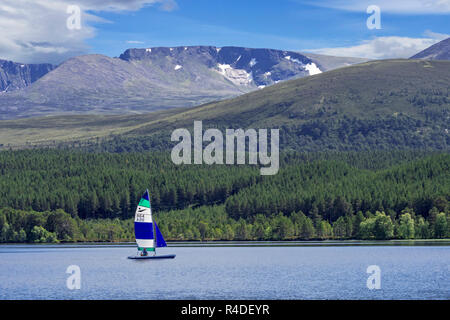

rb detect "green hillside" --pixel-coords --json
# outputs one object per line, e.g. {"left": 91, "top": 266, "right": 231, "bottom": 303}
{"left": 1, "top": 59, "right": 449, "bottom": 242}
{"left": 1, "top": 59, "right": 449, "bottom": 151}
{"left": 90, "top": 59, "right": 450, "bottom": 152}
{"left": 128, "top": 59, "right": 450, "bottom": 130}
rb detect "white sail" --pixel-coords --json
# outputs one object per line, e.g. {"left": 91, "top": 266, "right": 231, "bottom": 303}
{"left": 134, "top": 190, "right": 154, "bottom": 249}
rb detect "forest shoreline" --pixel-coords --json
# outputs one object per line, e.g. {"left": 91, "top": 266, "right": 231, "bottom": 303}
{"left": 2, "top": 239, "right": 449, "bottom": 246}
{"left": 1, "top": 151, "right": 448, "bottom": 244}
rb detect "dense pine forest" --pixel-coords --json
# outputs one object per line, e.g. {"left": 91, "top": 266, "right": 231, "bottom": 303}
{"left": 0, "top": 149, "right": 448, "bottom": 243}
{"left": 44, "top": 114, "right": 448, "bottom": 153}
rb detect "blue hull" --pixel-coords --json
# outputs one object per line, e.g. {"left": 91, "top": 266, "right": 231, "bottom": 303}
{"left": 128, "top": 254, "right": 176, "bottom": 260}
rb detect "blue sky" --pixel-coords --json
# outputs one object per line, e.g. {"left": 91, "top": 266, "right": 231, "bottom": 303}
{"left": 87, "top": 0, "right": 449, "bottom": 58}
{"left": 0, "top": 0, "right": 448, "bottom": 63}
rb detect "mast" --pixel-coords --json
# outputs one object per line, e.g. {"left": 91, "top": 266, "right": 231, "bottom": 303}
{"left": 153, "top": 223, "right": 157, "bottom": 254}
{"left": 151, "top": 189, "right": 156, "bottom": 255}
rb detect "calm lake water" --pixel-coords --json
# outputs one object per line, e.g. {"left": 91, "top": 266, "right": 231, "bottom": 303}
{"left": 0, "top": 242, "right": 449, "bottom": 300}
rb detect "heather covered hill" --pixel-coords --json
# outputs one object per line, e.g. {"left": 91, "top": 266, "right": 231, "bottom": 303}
{"left": 1, "top": 59, "right": 448, "bottom": 151}
{"left": 0, "top": 46, "right": 331, "bottom": 120}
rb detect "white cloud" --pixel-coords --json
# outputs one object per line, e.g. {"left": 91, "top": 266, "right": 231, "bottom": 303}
{"left": 308, "top": 0, "right": 450, "bottom": 14}
{"left": 308, "top": 33, "right": 449, "bottom": 59}
{"left": 126, "top": 40, "right": 145, "bottom": 44}
{"left": 66, "top": 0, "right": 177, "bottom": 12}
{"left": 423, "top": 30, "right": 450, "bottom": 40}
{"left": 0, "top": 0, "right": 176, "bottom": 64}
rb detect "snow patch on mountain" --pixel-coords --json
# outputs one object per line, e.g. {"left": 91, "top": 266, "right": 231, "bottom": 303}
{"left": 285, "top": 55, "right": 321, "bottom": 75}
{"left": 217, "top": 64, "right": 231, "bottom": 73}
{"left": 285, "top": 56, "right": 302, "bottom": 64}
{"left": 174, "top": 65, "right": 182, "bottom": 70}
{"left": 249, "top": 58, "right": 257, "bottom": 67}
{"left": 216, "top": 63, "right": 253, "bottom": 86}
{"left": 304, "top": 63, "right": 322, "bottom": 75}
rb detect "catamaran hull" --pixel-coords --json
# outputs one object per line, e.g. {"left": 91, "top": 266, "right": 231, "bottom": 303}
{"left": 128, "top": 254, "right": 176, "bottom": 260}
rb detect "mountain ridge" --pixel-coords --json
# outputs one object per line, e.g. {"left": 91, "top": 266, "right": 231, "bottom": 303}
{"left": 0, "top": 46, "right": 369, "bottom": 120}
{"left": 0, "top": 59, "right": 55, "bottom": 92}
{"left": 1, "top": 59, "right": 448, "bottom": 151}
{"left": 410, "top": 37, "right": 450, "bottom": 60}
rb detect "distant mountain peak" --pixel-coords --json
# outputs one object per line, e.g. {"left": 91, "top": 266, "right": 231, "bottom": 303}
{"left": 0, "top": 59, "right": 55, "bottom": 92}
{"left": 119, "top": 45, "right": 320, "bottom": 87}
{"left": 410, "top": 37, "right": 450, "bottom": 60}
{"left": 0, "top": 46, "right": 367, "bottom": 120}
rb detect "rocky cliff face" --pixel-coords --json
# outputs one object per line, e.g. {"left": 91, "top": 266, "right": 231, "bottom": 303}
{"left": 0, "top": 59, "right": 55, "bottom": 92}
{"left": 119, "top": 46, "right": 321, "bottom": 89}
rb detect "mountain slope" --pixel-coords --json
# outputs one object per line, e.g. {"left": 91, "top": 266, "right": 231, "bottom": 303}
{"left": 301, "top": 52, "right": 369, "bottom": 71}
{"left": 410, "top": 37, "right": 450, "bottom": 60}
{"left": 0, "top": 53, "right": 242, "bottom": 119}
{"left": 128, "top": 59, "right": 450, "bottom": 131}
{"left": 0, "top": 59, "right": 54, "bottom": 92}
{"left": 0, "top": 46, "right": 369, "bottom": 120}
{"left": 1, "top": 59, "right": 448, "bottom": 151}
{"left": 0, "top": 46, "right": 328, "bottom": 120}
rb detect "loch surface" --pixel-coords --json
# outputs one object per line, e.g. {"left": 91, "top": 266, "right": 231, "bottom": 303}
{"left": 0, "top": 243, "right": 449, "bottom": 299}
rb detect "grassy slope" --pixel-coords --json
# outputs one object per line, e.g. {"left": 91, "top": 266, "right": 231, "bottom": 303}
{"left": 0, "top": 109, "right": 179, "bottom": 147}
{"left": 1, "top": 59, "right": 449, "bottom": 148}
{"left": 300, "top": 52, "right": 369, "bottom": 71}
{"left": 0, "top": 53, "right": 245, "bottom": 120}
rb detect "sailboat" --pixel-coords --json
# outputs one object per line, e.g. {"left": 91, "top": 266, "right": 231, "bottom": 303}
{"left": 128, "top": 189, "right": 176, "bottom": 260}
